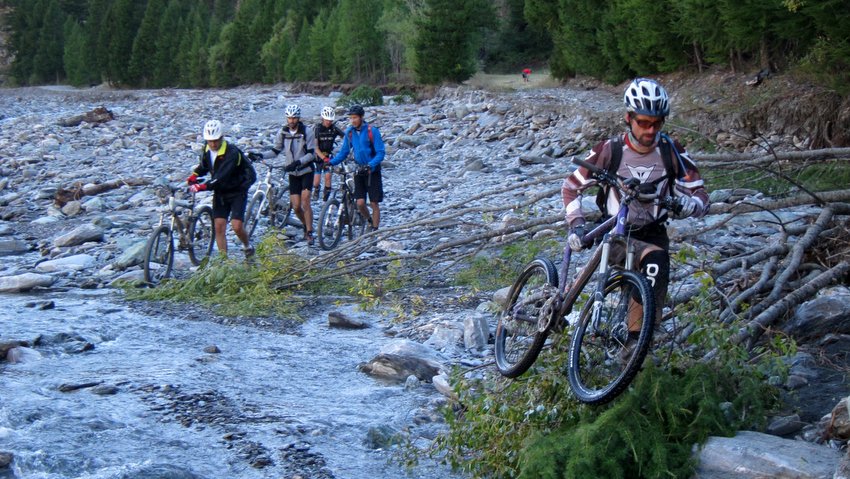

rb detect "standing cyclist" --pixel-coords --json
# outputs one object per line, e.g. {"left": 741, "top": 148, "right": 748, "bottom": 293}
{"left": 561, "top": 78, "right": 709, "bottom": 348}
{"left": 313, "top": 106, "right": 344, "bottom": 202}
{"left": 188, "top": 120, "right": 256, "bottom": 257}
{"left": 327, "top": 104, "right": 385, "bottom": 231}
{"left": 256, "top": 104, "right": 317, "bottom": 245}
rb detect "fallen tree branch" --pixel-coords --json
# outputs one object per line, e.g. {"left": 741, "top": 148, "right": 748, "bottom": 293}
{"left": 55, "top": 177, "right": 152, "bottom": 207}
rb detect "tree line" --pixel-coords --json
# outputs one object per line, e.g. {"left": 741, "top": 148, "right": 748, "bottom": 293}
{"left": 5, "top": 0, "right": 848, "bottom": 91}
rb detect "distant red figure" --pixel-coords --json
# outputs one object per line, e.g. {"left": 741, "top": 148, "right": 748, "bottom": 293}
{"left": 522, "top": 68, "right": 532, "bottom": 82}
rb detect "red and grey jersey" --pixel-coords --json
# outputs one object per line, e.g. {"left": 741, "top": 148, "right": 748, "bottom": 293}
{"left": 561, "top": 134, "right": 709, "bottom": 228}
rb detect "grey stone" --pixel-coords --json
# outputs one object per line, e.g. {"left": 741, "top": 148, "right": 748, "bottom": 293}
{"left": 0, "top": 273, "right": 54, "bottom": 293}
{"left": 0, "top": 239, "right": 29, "bottom": 255}
{"left": 36, "top": 254, "right": 96, "bottom": 273}
{"left": 53, "top": 224, "right": 104, "bottom": 247}
{"left": 693, "top": 430, "right": 841, "bottom": 479}
{"left": 328, "top": 311, "right": 370, "bottom": 329}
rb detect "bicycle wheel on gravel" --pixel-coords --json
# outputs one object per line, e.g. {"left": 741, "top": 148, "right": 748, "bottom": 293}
{"left": 567, "top": 269, "right": 655, "bottom": 405}
{"left": 270, "top": 189, "right": 293, "bottom": 229}
{"left": 495, "top": 258, "right": 559, "bottom": 378}
{"left": 188, "top": 205, "right": 214, "bottom": 265}
{"left": 317, "top": 199, "right": 343, "bottom": 250}
{"left": 143, "top": 226, "right": 174, "bottom": 285}
{"left": 244, "top": 192, "right": 265, "bottom": 239}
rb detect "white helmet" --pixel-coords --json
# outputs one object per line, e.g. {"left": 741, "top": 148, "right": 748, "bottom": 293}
{"left": 320, "top": 106, "right": 335, "bottom": 121}
{"left": 284, "top": 104, "right": 301, "bottom": 118}
{"left": 203, "top": 120, "right": 223, "bottom": 140}
{"left": 624, "top": 78, "right": 670, "bottom": 117}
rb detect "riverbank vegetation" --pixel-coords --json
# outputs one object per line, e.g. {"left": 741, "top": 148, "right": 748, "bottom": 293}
{"left": 5, "top": 0, "right": 848, "bottom": 93}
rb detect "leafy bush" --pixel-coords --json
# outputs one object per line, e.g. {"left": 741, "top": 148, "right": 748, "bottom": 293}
{"left": 337, "top": 85, "right": 384, "bottom": 108}
{"left": 126, "top": 234, "right": 305, "bottom": 317}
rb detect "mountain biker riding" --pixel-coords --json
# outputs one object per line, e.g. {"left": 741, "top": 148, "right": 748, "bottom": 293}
{"left": 255, "top": 104, "right": 318, "bottom": 245}
{"left": 313, "top": 106, "right": 345, "bottom": 202}
{"left": 327, "top": 104, "right": 386, "bottom": 231}
{"left": 188, "top": 120, "right": 256, "bottom": 257}
{"left": 561, "top": 78, "right": 709, "bottom": 345}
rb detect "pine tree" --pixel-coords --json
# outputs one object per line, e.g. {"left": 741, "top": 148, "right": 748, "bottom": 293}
{"left": 99, "top": 0, "right": 144, "bottom": 85}
{"left": 260, "top": 15, "right": 297, "bottom": 84}
{"left": 284, "top": 18, "right": 312, "bottom": 81}
{"left": 32, "top": 0, "right": 67, "bottom": 83}
{"left": 334, "top": 0, "right": 386, "bottom": 82}
{"left": 152, "top": 0, "right": 185, "bottom": 87}
{"left": 9, "top": 0, "right": 44, "bottom": 84}
{"left": 307, "top": 12, "right": 334, "bottom": 81}
{"left": 413, "top": 0, "right": 494, "bottom": 84}
{"left": 63, "top": 18, "right": 89, "bottom": 86}
{"left": 128, "top": 0, "right": 167, "bottom": 86}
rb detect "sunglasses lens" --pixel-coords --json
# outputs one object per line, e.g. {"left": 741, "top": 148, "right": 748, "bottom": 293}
{"left": 634, "top": 118, "right": 663, "bottom": 129}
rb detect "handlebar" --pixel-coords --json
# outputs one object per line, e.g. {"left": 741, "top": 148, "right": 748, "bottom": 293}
{"left": 571, "top": 156, "right": 681, "bottom": 214}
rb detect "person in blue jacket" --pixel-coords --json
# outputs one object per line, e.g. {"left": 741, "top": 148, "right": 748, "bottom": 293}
{"left": 327, "top": 104, "right": 386, "bottom": 230}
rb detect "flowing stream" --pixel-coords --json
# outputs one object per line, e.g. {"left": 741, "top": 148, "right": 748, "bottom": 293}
{"left": 1, "top": 285, "right": 460, "bottom": 479}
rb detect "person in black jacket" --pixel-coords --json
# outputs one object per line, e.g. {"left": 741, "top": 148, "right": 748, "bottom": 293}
{"left": 187, "top": 120, "right": 257, "bottom": 257}
{"left": 313, "top": 106, "right": 344, "bottom": 202}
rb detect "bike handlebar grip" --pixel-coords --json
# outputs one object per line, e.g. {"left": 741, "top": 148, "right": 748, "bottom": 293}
{"left": 572, "top": 157, "right": 602, "bottom": 174}
{"left": 174, "top": 199, "right": 192, "bottom": 209}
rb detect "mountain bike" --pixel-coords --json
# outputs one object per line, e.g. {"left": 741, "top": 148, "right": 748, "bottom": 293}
{"left": 243, "top": 157, "right": 293, "bottom": 240}
{"left": 143, "top": 185, "right": 214, "bottom": 285}
{"left": 495, "top": 157, "right": 679, "bottom": 405}
{"left": 316, "top": 161, "right": 368, "bottom": 250}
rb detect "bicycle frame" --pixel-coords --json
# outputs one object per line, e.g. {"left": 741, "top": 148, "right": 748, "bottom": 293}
{"left": 551, "top": 185, "right": 642, "bottom": 332}
{"left": 158, "top": 193, "right": 197, "bottom": 249}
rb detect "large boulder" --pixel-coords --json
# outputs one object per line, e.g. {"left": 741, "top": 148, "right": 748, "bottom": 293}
{"left": 0, "top": 273, "right": 54, "bottom": 293}
{"left": 693, "top": 430, "right": 841, "bottom": 479}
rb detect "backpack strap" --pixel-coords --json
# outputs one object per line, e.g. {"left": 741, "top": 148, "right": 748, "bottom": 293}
{"left": 348, "top": 125, "right": 376, "bottom": 159}
{"left": 607, "top": 137, "right": 623, "bottom": 177}
{"left": 658, "top": 135, "right": 679, "bottom": 198}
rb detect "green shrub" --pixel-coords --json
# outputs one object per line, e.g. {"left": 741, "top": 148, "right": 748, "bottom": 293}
{"left": 337, "top": 85, "right": 384, "bottom": 108}
{"left": 454, "top": 238, "right": 561, "bottom": 291}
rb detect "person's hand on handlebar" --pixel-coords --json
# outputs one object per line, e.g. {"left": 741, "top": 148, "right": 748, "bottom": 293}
{"left": 672, "top": 195, "right": 699, "bottom": 219}
{"left": 568, "top": 224, "right": 586, "bottom": 252}
{"left": 247, "top": 152, "right": 263, "bottom": 162}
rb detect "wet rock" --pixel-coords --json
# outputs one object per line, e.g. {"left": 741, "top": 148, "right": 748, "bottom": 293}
{"left": 364, "top": 424, "right": 402, "bottom": 449}
{"left": 0, "top": 451, "right": 12, "bottom": 470}
{"left": 91, "top": 384, "right": 120, "bottom": 395}
{"left": 58, "top": 381, "right": 102, "bottom": 392}
{"left": 694, "top": 430, "right": 841, "bottom": 479}
{"left": 327, "top": 311, "right": 369, "bottom": 329}
{"left": 358, "top": 353, "right": 442, "bottom": 383}
{"left": 0, "top": 340, "right": 29, "bottom": 361}
{"left": 203, "top": 345, "right": 221, "bottom": 354}
{"left": 432, "top": 373, "right": 457, "bottom": 400}
{"left": 24, "top": 300, "right": 54, "bottom": 310}
{"left": 0, "top": 272, "right": 54, "bottom": 293}
{"left": 112, "top": 240, "right": 147, "bottom": 269}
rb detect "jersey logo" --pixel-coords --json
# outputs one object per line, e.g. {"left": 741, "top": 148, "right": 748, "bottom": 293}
{"left": 626, "top": 165, "right": 656, "bottom": 183}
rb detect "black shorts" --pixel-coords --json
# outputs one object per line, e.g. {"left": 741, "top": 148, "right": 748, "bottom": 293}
{"left": 212, "top": 190, "right": 248, "bottom": 221}
{"left": 288, "top": 173, "right": 314, "bottom": 195}
{"left": 354, "top": 167, "right": 383, "bottom": 203}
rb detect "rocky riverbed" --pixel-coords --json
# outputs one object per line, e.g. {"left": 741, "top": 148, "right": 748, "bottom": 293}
{"left": 0, "top": 81, "right": 849, "bottom": 478}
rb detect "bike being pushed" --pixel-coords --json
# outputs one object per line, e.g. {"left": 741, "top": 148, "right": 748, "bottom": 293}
{"left": 143, "top": 181, "right": 215, "bottom": 285}
{"left": 495, "top": 157, "right": 682, "bottom": 405}
{"left": 243, "top": 154, "right": 295, "bottom": 241}
{"left": 316, "top": 160, "right": 370, "bottom": 250}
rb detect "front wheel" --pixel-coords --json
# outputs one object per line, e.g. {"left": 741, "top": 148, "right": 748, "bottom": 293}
{"left": 348, "top": 201, "right": 367, "bottom": 241}
{"left": 494, "top": 258, "right": 559, "bottom": 378}
{"left": 143, "top": 226, "right": 174, "bottom": 285}
{"left": 244, "top": 191, "right": 266, "bottom": 239}
{"left": 188, "top": 206, "right": 214, "bottom": 265}
{"left": 567, "top": 269, "right": 655, "bottom": 405}
{"left": 317, "top": 198, "right": 343, "bottom": 250}
{"left": 269, "top": 188, "right": 293, "bottom": 229}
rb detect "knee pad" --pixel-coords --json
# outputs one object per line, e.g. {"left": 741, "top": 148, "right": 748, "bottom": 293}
{"left": 639, "top": 250, "right": 669, "bottom": 292}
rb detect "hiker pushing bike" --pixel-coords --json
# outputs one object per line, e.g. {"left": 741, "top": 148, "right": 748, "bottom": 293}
{"left": 496, "top": 78, "right": 709, "bottom": 404}
{"left": 326, "top": 104, "right": 385, "bottom": 232}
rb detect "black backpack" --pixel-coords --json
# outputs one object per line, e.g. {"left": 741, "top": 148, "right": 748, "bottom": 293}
{"left": 239, "top": 148, "right": 257, "bottom": 187}
{"left": 595, "top": 135, "right": 678, "bottom": 216}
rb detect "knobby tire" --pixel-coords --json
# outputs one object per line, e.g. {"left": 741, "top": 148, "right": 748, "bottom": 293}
{"left": 188, "top": 206, "right": 214, "bottom": 265}
{"left": 495, "top": 258, "right": 559, "bottom": 378}
{"left": 567, "top": 269, "right": 655, "bottom": 405}
{"left": 244, "top": 192, "right": 266, "bottom": 239}
{"left": 317, "top": 198, "right": 343, "bottom": 250}
{"left": 143, "top": 226, "right": 174, "bottom": 285}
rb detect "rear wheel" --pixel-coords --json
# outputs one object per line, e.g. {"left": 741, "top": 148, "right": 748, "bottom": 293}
{"left": 317, "top": 198, "right": 343, "bottom": 250}
{"left": 143, "top": 226, "right": 174, "bottom": 285}
{"left": 188, "top": 206, "right": 214, "bottom": 265}
{"left": 494, "top": 258, "right": 559, "bottom": 378}
{"left": 244, "top": 191, "right": 266, "bottom": 239}
{"left": 567, "top": 269, "right": 655, "bottom": 405}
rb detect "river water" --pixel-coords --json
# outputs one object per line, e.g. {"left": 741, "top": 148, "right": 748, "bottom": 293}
{"left": 0, "top": 286, "right": 461, "bottom": 479}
